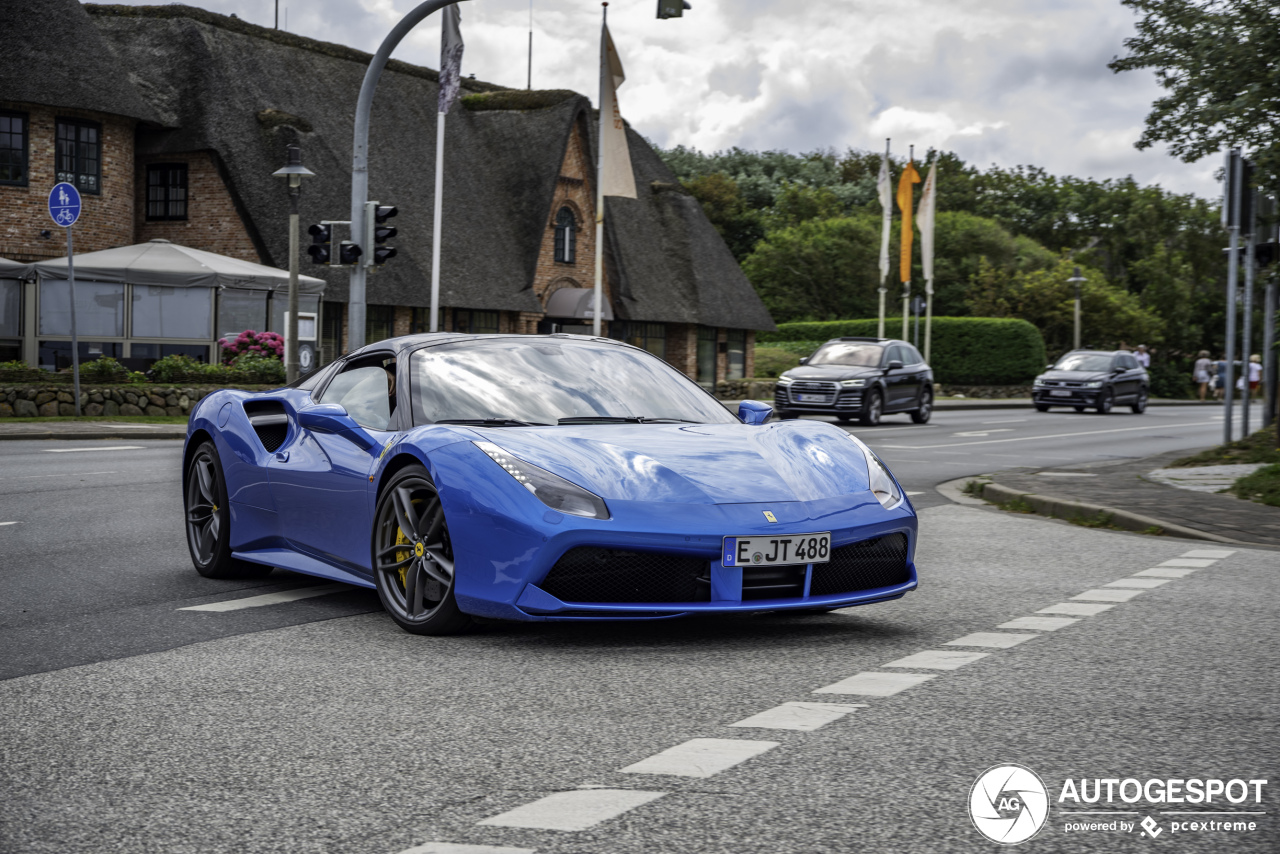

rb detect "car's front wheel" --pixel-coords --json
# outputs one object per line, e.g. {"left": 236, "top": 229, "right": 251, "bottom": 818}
{"left": 184, "top": 440, "right": 271, "bottom": 579}
{"left": 1095, "top": 388, "right": 1114, "bottom": 414}
{"left": 372, "top": 465, "right": 471, "bottom": 635}
{"left": 858, "top": 389, "right": 883, "bottom": 426}
{"left": 910, "top": 388, "right": 933, "bottom": 423}
{"left": 1035, "top": 403, "right": 1051, "bottom": 412}
{"left": 1131, "top": 387, "right": 1149, "bottom": 414}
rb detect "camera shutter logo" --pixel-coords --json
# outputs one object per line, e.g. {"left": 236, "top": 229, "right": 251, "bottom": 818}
{"left": 969, "top": 764, "right": 1050, "bottom": 845}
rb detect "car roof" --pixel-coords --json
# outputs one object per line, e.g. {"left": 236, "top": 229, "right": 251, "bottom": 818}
{"left": 346, "top": 331, "right": 639, "bottom": 359}
{"left": 824, "top": 337, "right": 898, "bottom": 344}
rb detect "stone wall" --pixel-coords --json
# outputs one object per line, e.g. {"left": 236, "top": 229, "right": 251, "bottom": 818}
{"left": 0, "top": 385, "right": 232, "bottom": 417}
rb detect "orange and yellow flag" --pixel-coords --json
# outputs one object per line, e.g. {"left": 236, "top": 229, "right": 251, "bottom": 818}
{"left": 897, "top": 160, "right": 921, "bottom": 282}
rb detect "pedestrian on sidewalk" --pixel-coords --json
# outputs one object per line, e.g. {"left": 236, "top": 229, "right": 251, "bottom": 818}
{"left": 1212, "top": 353, "right": 1228, "bottom": 401}
{"left": 1248, "top": 354, "right": 1262, "bottom": 397}
{"left": 1193, "top": 350, "right": 1212, "bottom": 401}
{"left": 1135, "top": 344, "right": 1151, "bottom": 368}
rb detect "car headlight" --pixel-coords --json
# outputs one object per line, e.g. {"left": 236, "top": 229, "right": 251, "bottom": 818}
{"left": 1033, "top": 377, "right": 1047, "bottom": 386}
{"left": 847, "top": 435, "right": 904, "bottom": 509}
{"left": 777, "top": 375, "right": 795, "bottom": 386}
{"left": 1084, "top": 381, "right": 1103, "bottom": 388}
{"left": 474, "top": 441, "right": 610, "bottom": 519}
{"left": 840, "top": 379, "right": 866, "bottom": 387}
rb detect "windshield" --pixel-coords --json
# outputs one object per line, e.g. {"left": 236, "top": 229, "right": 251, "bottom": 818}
{"left": 1054, "top": 353, "right": 1114, "bottom": 372}
{"left": 807, "top": 342, "right": 884, "bottom": 367}
{"left": 410, "top": 338, "right": 738, "bottom": 426}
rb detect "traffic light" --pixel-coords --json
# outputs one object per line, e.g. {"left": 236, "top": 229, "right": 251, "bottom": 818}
{"left": 339, "top": 241, "right": 363, "bottom": 266}
{"left": 657, "top": 1, "right": 690, "bottom": 18}
{"left": 366, "top": 202, "right": 399, "bottom": 266}
{"left": 306, "top": 223, "right": 331, "bottom": 265}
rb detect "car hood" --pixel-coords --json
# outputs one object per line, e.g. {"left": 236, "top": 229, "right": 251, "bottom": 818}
{"left": 782, "top": 365, "right": 881, "bottom": 382}
{"left": 456, "top": 421, "right": 874, "bottom": 505}
{"left": 1038, "top": 369, "right": 1110, "bottom": 382}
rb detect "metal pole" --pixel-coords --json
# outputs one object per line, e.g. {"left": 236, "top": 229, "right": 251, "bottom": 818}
{"left": 1242, "top": 209, "right": 1255, "bottom": 436}
{"left": 878, "top": 138, "right": 890, "bottom": 340}
{"left": 1223, "top": 150, "right": 1240, "bottom": 444}
{"left": 1074, "top": 292, "right": 1081, "bottom": 350}
{"left": 924, "top": 282, "right": 933, "bottom": 363}
{"left": 68, "top": 225, "right": 80, "bottom": 417}
{"left": 592, "top": 3, "right": 607, "bottom": 338}
{"left": 527, "top": 0, "right": 533, "bottom": 90}
{"left": 348, "top": 0, "right": 465, "bottom": 352}
{"left": 430, "top": 111, "right": 445, "bottom": 332}
{"left": 286, "top": 189, "right": 300, "bottom": 384}
{"left": 1263, "top": 264, "right": 1277, "bottom": 428}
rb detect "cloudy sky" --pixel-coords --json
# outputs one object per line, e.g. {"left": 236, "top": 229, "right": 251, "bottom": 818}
{"left": 108, "top": 0, "right": 1220, "bottom": 199}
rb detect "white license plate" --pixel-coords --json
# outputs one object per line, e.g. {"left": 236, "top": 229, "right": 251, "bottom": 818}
{"left": 1050, "top": 389, "right": 1071, "bottom": 396}
{"left": 722, "top": 533, "right": 831, "bottom": 566}
{"left": 796, "top": 393, "right": 826, "bottom": 402}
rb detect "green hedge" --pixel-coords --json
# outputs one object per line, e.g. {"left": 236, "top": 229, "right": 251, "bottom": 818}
{"left": 758, "top": 317, "right": 1047, "bottom": 385}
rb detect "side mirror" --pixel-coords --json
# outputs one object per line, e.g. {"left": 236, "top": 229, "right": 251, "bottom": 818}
{"left": 886, "top": 360, "right": 904, "bottom": 371}
{"left": 798, "top": 356, "right": 809, "bottom": 365}
{"left": 1112, "top": 366, "right": 1125, "bottom": 374}
{"left": 297, "top": 402, "right": 379, "bottom": 452}
{"left": 738, "top": 399, "right": 774, "bottom": 426}
{"left": 1046, "top": 364, "right": 1055, "bottom": 371}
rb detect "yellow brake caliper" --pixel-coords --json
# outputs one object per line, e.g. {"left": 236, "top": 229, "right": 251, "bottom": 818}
{"left": 395, "top": 526, "right": 412, "bottom": 589}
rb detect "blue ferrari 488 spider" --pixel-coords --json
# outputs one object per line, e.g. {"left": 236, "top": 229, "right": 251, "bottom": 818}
{"left": 183, "top": 333, "right": 918, "bottom": 634}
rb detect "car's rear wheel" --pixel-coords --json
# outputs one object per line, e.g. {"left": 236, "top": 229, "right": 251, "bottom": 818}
{"left": 372, "top": 465, "right": 471, "bottom": 635}
{"left": 1073, "top": 406, "right": 1087, "bottom": 413}
{"left": 1035, "top": 403, "right": 1051, "bottom": 412}
{"left": 184, "top": 440, "right": 271, "bottom": 579}
{"left": 858, "top": 389, "right": 883, "bottom": 426}
{"left": 1095, "top": 388, "right": 1114, "bottom": 414}
{"left": 910, "top": 388, "right": 933, "bottom": 423}
{"left": 1131, "top": 387, "right": 1149, "bottom": 414}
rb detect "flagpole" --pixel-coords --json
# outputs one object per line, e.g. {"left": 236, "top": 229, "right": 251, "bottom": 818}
{"left": 593, "top": 2, "right": 608, "bottom": 338}
{"left": 430, "top": 110, "right": 445, "bottom": 331}
{"left": 902, "top": 144, "right": 913, "bottom": 339}
{"left": 878, "top": 138, "right": 890, "bottom": 339}
{"left": 923, "top": 154, "right": 936, "bottom": 364}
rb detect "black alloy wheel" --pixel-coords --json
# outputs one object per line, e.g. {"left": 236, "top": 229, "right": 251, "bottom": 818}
{"left": 1131, "top": 387, "right": 1149, "bottom": 414}
{"left": 372, "top": 465, "right": 471, "bottom": 635}
{"left": 1095, "top": 388, "right": 1114, "bottom": 414}
{"left": 910, "top": 388, "right": 933, "bottom": 424}
{"left": 184, "top": 440, "right": 271, "bottom": 579}
{"left": 858, "top": 389, "right": 883, "bottom": 426}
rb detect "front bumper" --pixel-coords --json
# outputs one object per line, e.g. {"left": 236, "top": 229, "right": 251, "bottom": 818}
{"left": 774, "top": 386, "right": 865, "bottom": 414}
{"left": 1034, "top": 388, "right": 1100, "bottom": 406}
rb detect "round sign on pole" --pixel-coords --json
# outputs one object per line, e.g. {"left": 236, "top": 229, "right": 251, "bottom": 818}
{"left": 48, "top": 182, "right": 82, "bottom": 228}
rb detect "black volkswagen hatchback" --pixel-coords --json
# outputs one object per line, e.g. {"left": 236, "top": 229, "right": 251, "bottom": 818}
{"left": 774, "top": 337, "right": 933, "bottom": 425}
{"left": 1032, "top": 350, "right": 1149, "bottom": 414}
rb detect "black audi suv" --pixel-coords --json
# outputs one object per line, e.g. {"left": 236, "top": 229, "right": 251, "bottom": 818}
{"left": 774, "top": 337, "right": 933, "bottom": 425}
{"left": 1032, "top": 349, "right": 1149, "bottom": 414}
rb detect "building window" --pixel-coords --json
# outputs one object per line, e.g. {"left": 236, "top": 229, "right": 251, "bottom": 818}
{"left": 411, "top": 307, "right": 445, "bottom": 333}
{"left": 366, "top": 304, "right": 396, "bottom": 344}
{"left": 553, "top": 207, "right": 576, "bottom": 263}
{"left": 55, "top": 119, "right": 102, "bottom": 194}
{"left": 726, "top": 328, "right": 746, "bottom": 380}
{"left": 146, "top": 163, "right": 188, "bottom": 221}
{"left": 614, "top": 321, "right": 665, "bottom": 359}
{"left": 455, "top": 309, "right": 500, "bottom": 334}
{"left": 696, "top": 326, "right": 718, "bottom": 388}
{"left": 0, "top": 111, "right": 28, "bottom": 186}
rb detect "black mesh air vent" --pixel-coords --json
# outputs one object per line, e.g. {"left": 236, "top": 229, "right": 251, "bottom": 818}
{"left": 243, "top": 400, "right": 289, "bottom": 453}
{"left": 539, "top": 547, "right": 712, "bottom": 604}
{"left": 809, "top": 533, "right": 910, "bottom": 596}
{"left": 742, "top": 564, "right": 807, "bottom": 600}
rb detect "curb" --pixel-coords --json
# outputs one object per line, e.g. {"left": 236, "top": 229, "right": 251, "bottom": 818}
{"left": 0, "top": 430, "right": 187, "bottom": 441}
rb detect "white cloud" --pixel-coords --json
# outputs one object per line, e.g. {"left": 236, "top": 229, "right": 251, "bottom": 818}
{"left": 101, "top": 0, "right": 1220, "bottom": 198}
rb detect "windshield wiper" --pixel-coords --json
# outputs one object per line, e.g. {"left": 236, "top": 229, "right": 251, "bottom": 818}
{"left": 557, "top": 416, "right": 701, "bottom": 425}
{"left": 434, "top": 418, "right": 549, "bottom": 427}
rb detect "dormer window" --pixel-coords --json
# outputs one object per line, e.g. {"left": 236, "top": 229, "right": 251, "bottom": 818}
{"left": 553, "top": 206, "right": 576, "bottom": 263}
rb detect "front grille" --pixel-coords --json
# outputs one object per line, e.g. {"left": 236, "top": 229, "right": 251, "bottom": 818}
{"left": 539, "top": 547, "right": 711, "bottom": 603}
{"left": 742, "top": 564, "right": 806, "bottom": 600}
{"left": 786, "top": 380, "right": 838, "bottom": 406}
{"left": 809, "top": 533, "right": 910, "bottom": 596}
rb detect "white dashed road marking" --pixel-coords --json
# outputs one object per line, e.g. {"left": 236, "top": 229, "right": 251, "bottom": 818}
{"left": 998, "top": 616, "right": 1079, "bottom": 631}
{"left": 1136, "top": 567, "right": 1196, "bottom": 578}
{"left": 813, "top": 671, "right": 937, "bottom": 696}
{"left": 177, "top": 583, "right": 348, "bottom": 611}
{"left": 42, "top": 445, "right": 144, "bottom": 452}
{"left": 619, "top": 738, "right": 778, "bottom": 778}
{"left": 399, "top": 844, "right": 534, "bottom": 854}
{"left": 1038, "top": 602, "right": 1115, "bottom": 616}
{"left": 883, "top": 650, "right": 989, "bottom": 670}
{"left": 945, "top": 632, "right": 1039, "bottom": 649}
{"left": 1159, "top": 558, "right": 1217, "bottom": 568}
{"left": 729, "top": 702, "right": 866, "bottom": 731}
{"left": 478, "top": 789, "right": 665, "bottom": 832}
{"left": 1072, "top": 588, "right": 1144, "bottom": 603}
{"left": 1107, "top": 578, "right": 1170, "bottom": 589}
{"left": 1180, "top": 549, "right": 1235, "bottom": 558}
{"left": 0, "top": 521, "right": 19, "bottom": 527}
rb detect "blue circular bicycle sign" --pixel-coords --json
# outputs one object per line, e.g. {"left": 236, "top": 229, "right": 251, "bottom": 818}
{"left": 48, "top": 182, "right": 82, "bottom": 227}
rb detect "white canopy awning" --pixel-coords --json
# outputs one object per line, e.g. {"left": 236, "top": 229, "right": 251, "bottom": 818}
{"left": 33, "top": 239, "right": 326, "bottom": 293}
{"left": 0, "top": 256, "right": 35, "bottom": 280}
{"left": 543, "top": 286, "right": 614, "bottom": 321}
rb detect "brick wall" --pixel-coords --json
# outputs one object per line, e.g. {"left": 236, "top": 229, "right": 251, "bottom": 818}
{"left": 135, "top": 150, "right": 260, "bottom": 262}
{"left": 665, "top": 323, "right": 697, "bottom": 377}
{"left": 0, "top": 103, "right": 135, "bottom": 261}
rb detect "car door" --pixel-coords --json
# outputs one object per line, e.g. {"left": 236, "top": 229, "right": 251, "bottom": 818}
{"left": 268, "top": 352, "right": 399, "bottom": 575}
{"left": 882, "top": 344, "right": 912, "bottom": 409}
{"left": 902, "top": 343, "right": 926, "bottom": 406}
{"left": 1113, "top": 354, "right": 1139, "bottom": 401}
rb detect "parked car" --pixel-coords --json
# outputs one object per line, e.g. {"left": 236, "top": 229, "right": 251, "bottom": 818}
{"left": 1032, "top": 350, "right": 1149, "bottom": 414}
{"left": 182, "top": 333, "right": 918, "bottom": 635}
{"left": 774, "top": 337, "right": 933, "bottom": 425}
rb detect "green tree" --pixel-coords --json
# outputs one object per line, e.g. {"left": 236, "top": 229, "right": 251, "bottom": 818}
{"left": 1109, "top": 0, "right": 1280, "bottom": 182}
{"left": 682, "top": 172, "right": 765, "bottom": 263}
{"left": 741, "top": 216, "right": 882, "bottom": 323}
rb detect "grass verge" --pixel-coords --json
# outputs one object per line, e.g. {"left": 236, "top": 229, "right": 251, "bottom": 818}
{"left": 1229, "top": 463, "right": 1280, "bottom": 507}
{"left": 1172, "top": 426, "right": 1280, "bottom": 467}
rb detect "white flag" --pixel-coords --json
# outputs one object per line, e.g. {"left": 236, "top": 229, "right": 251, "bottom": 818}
{"left": 438, "top": 4, "right": 464, "bottom": 114}
{"left": 877, "top": 150, "right": 892, "bottom": 285}
{"left": 599, "top": 23, "right": 636, "bottom": 200}
{"left": 917, "top": 157, "right": 938, "bottom": 286}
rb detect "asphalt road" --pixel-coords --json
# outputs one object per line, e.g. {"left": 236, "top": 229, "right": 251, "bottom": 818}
{"left": 1, "top": 404, "right": 1273, "bottom": 853}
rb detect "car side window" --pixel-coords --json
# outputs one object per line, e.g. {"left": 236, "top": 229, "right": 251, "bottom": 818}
{"left": 886, "top": 344, "right": 906, "bottom": 366}
{"left": 904, "top": 344, "right": 924, "bottom": 365}
{"left": 318, "top": 362, "right": 393, "bottom": 430}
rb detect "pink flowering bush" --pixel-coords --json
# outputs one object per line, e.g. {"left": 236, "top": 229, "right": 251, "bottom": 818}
{"left": 217, "top": 329, "right": 284, "bottom": 364}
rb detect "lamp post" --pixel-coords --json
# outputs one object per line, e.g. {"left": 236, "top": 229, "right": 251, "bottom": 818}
{"left": 1067, "top": 266, "right": 1086, "bottom": 350}
{"left": 273, "top": 144, "right": 315, "bottom": 384}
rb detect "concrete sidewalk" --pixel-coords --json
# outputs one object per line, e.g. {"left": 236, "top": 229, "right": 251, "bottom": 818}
{"left": 0, "top": 421, "right": 188, "bottom": 441}
{"left": 964, "top": 450, "right": 1280, "bottom": 548}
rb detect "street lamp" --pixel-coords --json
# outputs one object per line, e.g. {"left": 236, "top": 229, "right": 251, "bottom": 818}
{"left": 1067, "top": 265, "right": 1086, "bottom": 350}
{"left": 273, "top": 144, "right": 315, "bottom": 383}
